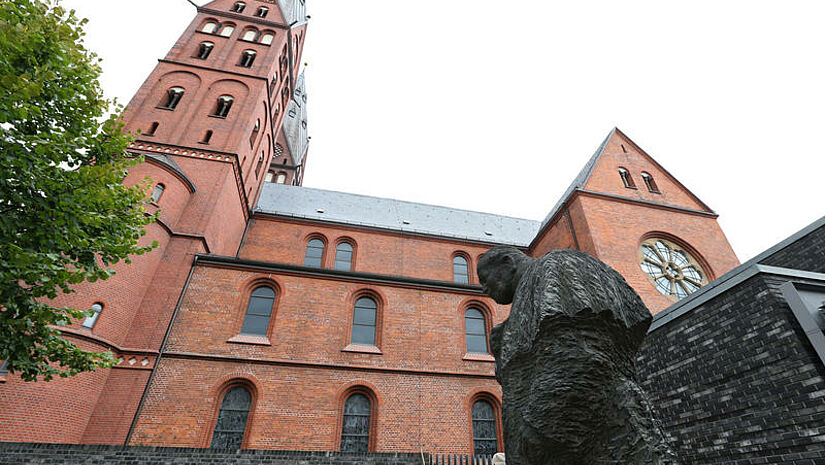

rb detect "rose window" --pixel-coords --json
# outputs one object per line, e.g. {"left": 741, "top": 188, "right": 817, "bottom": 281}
{"left": 639, "top": 238, "right": 706, "bottom": 300}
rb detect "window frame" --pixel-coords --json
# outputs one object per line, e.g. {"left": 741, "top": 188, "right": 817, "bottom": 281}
{"left": 464, "top": 307, "right": 490, "bottom": 355}
{"left": 336, "top": 385, "right": 379, "bottom": 453}
{"left": 641, "top": 171, "right": 660, "bottom": 193}
{"left": 229, "top": 278, "right": 281, "bottom": 344}
{"left": 344, "top": 290, "right": 384, "bottom": 352}
{"left": 333, "top": 239, "right": 356, "bottom": 272}
{"left": 151, "top": 183, "right": 165, "bottom": 203}
{"left": 452, "top": 253, "right": 471, "bottom": 284}
{"left": 618, "top": 166, "right": 637, "bottom": 189}
{"left": 303, "top": 235, "right": 327, "bottom": 268}
{"left": 467, "top": 392, "right": 503, "bottom": 456}
{"left": 238, "top": 285, "right": 277, "bottom": 337}
{"left": 206, "top": 380, "right": 257, "bottom": 449}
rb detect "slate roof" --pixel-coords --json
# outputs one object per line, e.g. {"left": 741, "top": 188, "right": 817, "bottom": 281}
{"left": 283, "top": 72, "right": 309, "bottom": 165}
{"left": 277, "top": 0, "right": 307, "bottom": 25}
{"left": 256, "top": 183, "right": 542, "bottom": 246}
{"left": 538, "top": 128, "right": 615, "bottom": 229}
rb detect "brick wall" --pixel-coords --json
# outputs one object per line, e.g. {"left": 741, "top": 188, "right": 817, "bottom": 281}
{"left": 760, "top": 223, "right": 825, "bottom": 273}
{"left": 638, "top": 273, "right": 825, "bottom": 464}
{"left": 0, "top": 443, "right": 424, "bottom": 465}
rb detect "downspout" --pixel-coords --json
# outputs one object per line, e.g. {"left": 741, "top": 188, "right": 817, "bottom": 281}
{"left": 125, "top": 255, "right": 200, "bottom": 445}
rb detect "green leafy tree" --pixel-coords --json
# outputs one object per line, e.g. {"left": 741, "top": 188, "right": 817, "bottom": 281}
{"left": 0, "top": 0, "right": 158, "bottom": 381}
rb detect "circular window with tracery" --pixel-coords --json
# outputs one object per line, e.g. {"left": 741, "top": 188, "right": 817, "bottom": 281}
{"left": 639, "top": 238, "right": 707, "bottom": 300}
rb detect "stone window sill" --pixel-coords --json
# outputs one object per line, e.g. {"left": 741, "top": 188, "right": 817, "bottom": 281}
{"left": 462, "top": 352, "right": 495, "bottom": 362}
{"left": 342, "top": 344, "right": 382, "bottom": 355}
{"left": 227, "top": 334, "right": 271, "bottom": 346}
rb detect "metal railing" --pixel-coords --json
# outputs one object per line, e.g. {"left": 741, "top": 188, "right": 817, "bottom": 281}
{"left": 429, "top": 454, "right": 494, "bottom": 465}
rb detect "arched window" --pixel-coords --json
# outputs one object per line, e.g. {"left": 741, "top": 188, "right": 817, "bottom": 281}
{"left": 161, "top": 87, "right": 184, "bottom": 110}
{"left": 231, "top": 2, "right": 246, "bottom": 13}
{"left": 334, "top": 242, "right": 354, "bottom": 271}
{"left": 618, "top": 167, "right": 636, "bottom": 189}
{"left": 453, "top": 255, "right": 469, "bottom": 284}
{"left": 472, "top": 400, "right": 498, "bottom": 456}
{"left": 276, "top": 173, "right": 287, "bottom": 184}
{"left": 201, "top": 22, "right": 218, "bottom": 33}
{"left": 256, "top": 6, "right": 269, "bottom": 18}
{"left": 239, "top": 50, "right": 257, "bottom": 68}
{"left": 214, "top": 95, "right": 234, "bottom": 118}
{"left": 261, "top": 33, "right": 274, "bottom": 45}
{"left": 304, "top": 238, "right": 324, "bottom": 267}
{"left": 197, "top": 41, "right": 215, "bottom": 59}
{"left": 641, "top": 171, "right": 660, "bottom": 193}
{"left": 242, "top": 29, "right": 258, "bottom": 42}
{"left": 264, "top": 171, "right": 275, "bottom": 183}
{"left": 340, "top": 393, "right": 372, "bottom": 452}
{"left": 351, "top": 297, "right": 377, "bottom": 346}
{"left": 219, "top": 24, "right": 235, "bottom": 37}
{"left": 151, "top": 183, "right": 165, "bottom": 203}
{"left": 210, "top": 386, "right": 251, "bottom": 449}
{"left": 146, "top": 121, "right": 159, "bottom": 136}
{"left": 240, "top": 286, "right": 275, "bottom": 336}
{"left": 82, "top": 303, "right": 104, "bottom": 329}
{"left": 465, "top": 308, "right": 488, "bottom": 354}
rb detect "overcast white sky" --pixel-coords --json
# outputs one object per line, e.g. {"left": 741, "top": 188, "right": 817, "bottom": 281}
{"left": 62, "top": 0, "right": 825, "bottom": 263}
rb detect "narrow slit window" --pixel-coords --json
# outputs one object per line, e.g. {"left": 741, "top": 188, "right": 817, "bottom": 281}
{"left": 641, "top": 172, "right": 660, "bottom": 193}
{"left": 453, "top": 256, "right": 469, "bottom": 284}
{"left": 214, "top": 95, "right": 234, "bottom": 118}
{"left": 340, "top": 393, "right": 371, "bottom": 452}
{"left": 146, "top": 122, "right": 159, "bottom": 136}
{"left": 255, "top": 151, "right": 265, "bottom": 177}
{"left": 210, "top": 386, "right": 251, "bottom": 449}
{"left": 472, "top": 400, "right": 498, "bottom": 456}
{"left": 231, "top": 2, "right": 246, "bottom": 13}
{"left": 201, "top": 130, "right": 213, "bottom": 144}
{"left": 151, "top": 183, "right": 165, "bottom": 203}
{"left": 239, "top": 50, "right": 257, "bottom": 68}
{"left": 618, "top": 167, "right": 636, "bottom": 189}
{"left": 197, "top": 41, "right": 215, "bottom": 59}
{"left": 249, "top": 119, "right": 260, "bottom": 149}
{"left": 334, "top": 242, "right": 354, "bottom": 271}
{"left": 304, "top": 238, "right": 324, "bottom": 267}
{"left": 162, "top": 87, "right": 184, "bottom": 110}
{"left": 82, "top": 303, "right": 104, "bottom": 329}
{"left": 256, "top": 7, "right": 269, "bottom": 18}
{"left": 240, "top": 286, "right": 275, "bottom": 336}
{"left": 465, "top": 308, "right": 488, "bottom": 354}
{"left": 351, "top": 297, "right": 377, "bottom": 346}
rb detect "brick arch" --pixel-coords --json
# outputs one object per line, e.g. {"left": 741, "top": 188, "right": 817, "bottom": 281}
{"left": 147, "top": 71, "right": 201, "bottom": 112}
{"left": 333, "top": 382, "right": 381, "bottom": 452}
{"left": 203, "top": 375, "right": 262, "bottom": 448}
{"left": 451, "top": 250, "right": 473, "bottom": 284}
{"left": 466, "top": 389, "right": 504, "bottom": 454}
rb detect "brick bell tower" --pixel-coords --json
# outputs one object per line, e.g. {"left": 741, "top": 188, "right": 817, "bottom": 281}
{"left": 0, "top": 0, "right": 308, "bottom": 446}
{"left": 529, "top": 128, "right": 741, "bottom": 313}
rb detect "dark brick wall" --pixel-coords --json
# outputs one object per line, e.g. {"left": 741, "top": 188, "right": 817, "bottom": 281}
{"left": 0, "top": 443, "right": 424, "bottom": 465}
{"left": 638, "top": 274, "right": 825, "bottom": 464}
{"left": 760, "top": 223, "right": 825, "bottom": 273}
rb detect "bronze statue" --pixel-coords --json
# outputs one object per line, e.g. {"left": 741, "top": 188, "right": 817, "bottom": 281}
{"left": 478, "top": 246, "right": 679, "bottom": 465}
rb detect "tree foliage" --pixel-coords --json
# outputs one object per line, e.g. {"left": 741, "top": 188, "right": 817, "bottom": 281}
{"left": 0, "top": 0, "right": 157, "bottom": 381}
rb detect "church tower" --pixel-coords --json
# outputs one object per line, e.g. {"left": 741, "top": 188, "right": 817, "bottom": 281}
{"left": 530, "top": 128, "right": 740, "bottom": 312}
{"left": 0, "top": 0, "right": 309, "bottom": 446}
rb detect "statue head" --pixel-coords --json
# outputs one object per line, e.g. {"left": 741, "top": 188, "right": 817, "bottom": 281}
{"left": 477, "top": 246, "right": 531, "bottom": 305}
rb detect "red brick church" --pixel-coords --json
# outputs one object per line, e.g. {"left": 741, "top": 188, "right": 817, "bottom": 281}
{"left": 0, "top": 0, "right": 740, "bottom": 455}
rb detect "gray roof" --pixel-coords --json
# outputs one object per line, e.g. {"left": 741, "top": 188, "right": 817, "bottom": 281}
{"left": 256, "top": 183, "right": 541, "bottom": 246}
{"left": 539, "top": 128, "right": 615, "bottom": 230}
{"left": 283, "top": 72, "right": 308, "bottom": 165}
{"left": 277, "top": 0, "right": 307, "bottom": 25}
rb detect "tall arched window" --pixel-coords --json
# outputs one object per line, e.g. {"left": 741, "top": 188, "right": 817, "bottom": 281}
{"left": 465, "top": 308, "right": 488, "bottom": 354}
{"left": 618, "top": 167, "right": 636, "bottom": 189}
{"left": 453, "top": 255, "right": 469, "bottom": 284}
{"left": 161, "top": 87, "right": 184, "bottom": 110}
{"left": 351, "top": 297, "right": 377, "bottom": 346}
{"left": 219, "top": 24, "right": 235, "bottom": 37}
{"left": 261, "top": 33, "right": 274, "bottom": 45}
{"left": 472, "top": 400, "right": 498, "bottom": 456}
{"left": 304, "top": 238, "right": 324, "bottom": 267}
{"left": 210, "top": 386, "right": 252, "bottom": 449}
{"left": 151, "top": 183, "right": 165, "bottom": 203}
{"left": 340, "top": 393, "right": 371, "bottom": 452}
{"left": 201, "top": 22, "right": 218, "bottom": 33}
{"left": 214, "top": 95, "right": 234, "bottom": 118}
{"left": 334, "top": 242, "right": 354, "bottom": 271}
{"left": 197, "top": 41, "right": 215, "bottom": 59}
{"left": 239, "top": 50, "right": 257, "bottom": 68}
{"left": 641, "top": 171, "right": 660, "bottom": 193}
{"left": 240, "top": 286, "right": 275, "bottom": 336}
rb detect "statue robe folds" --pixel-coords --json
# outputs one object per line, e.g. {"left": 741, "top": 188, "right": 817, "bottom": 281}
{"left": 490, "top": 250, "right": 679, "bottom": 465}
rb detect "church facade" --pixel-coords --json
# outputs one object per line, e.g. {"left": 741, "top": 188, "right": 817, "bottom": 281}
{"left": 0, "top": 0, "right": 741, "bottom": 455}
